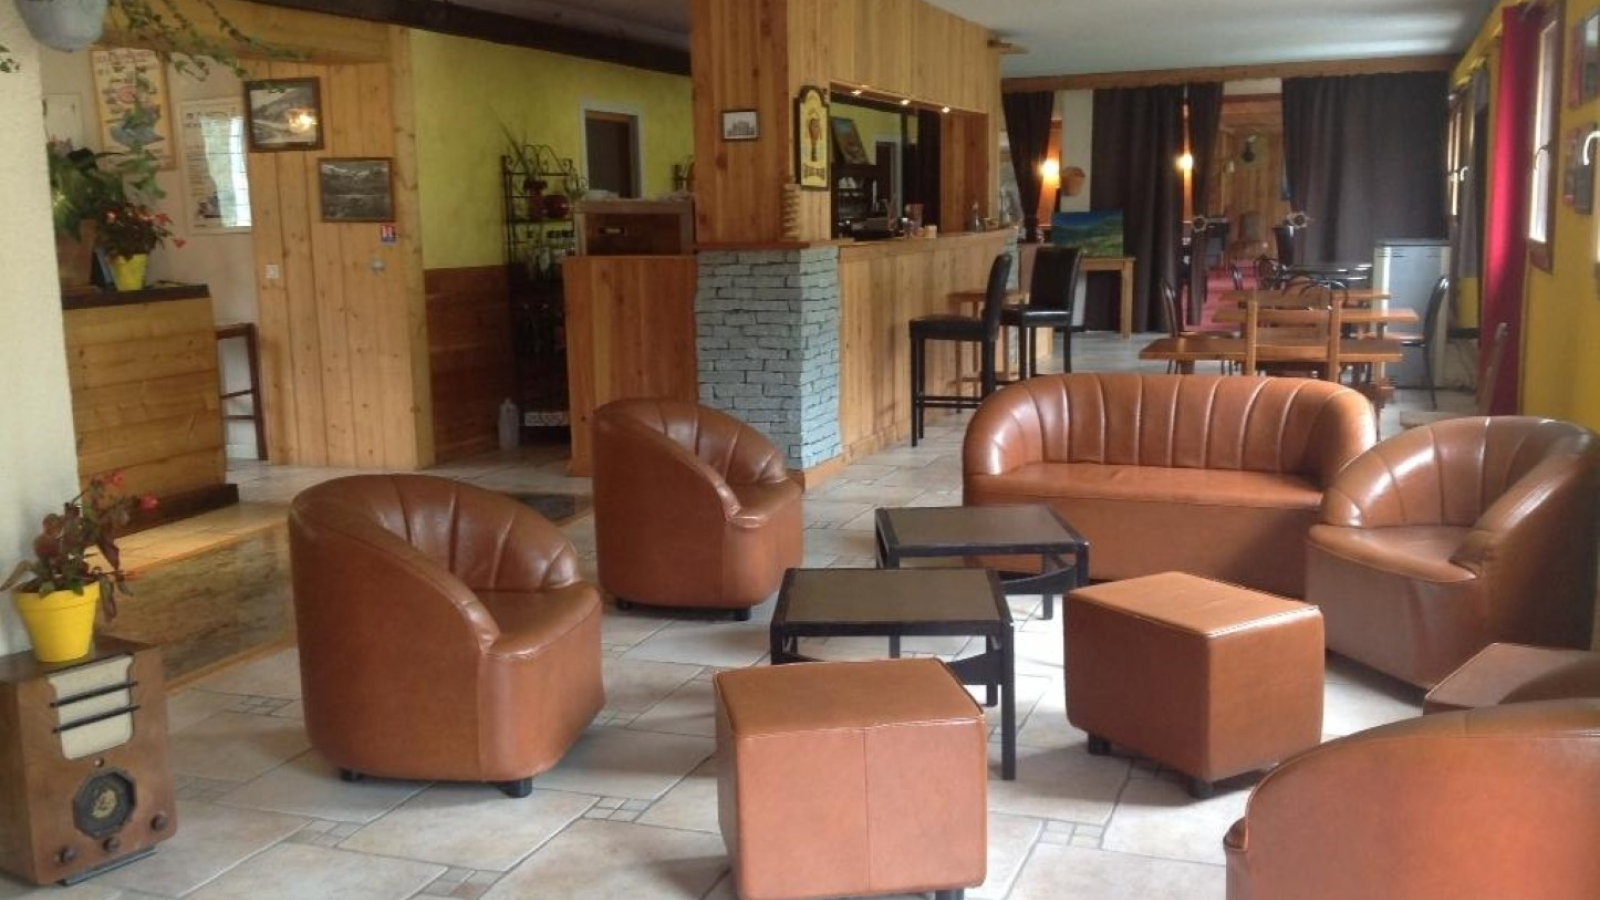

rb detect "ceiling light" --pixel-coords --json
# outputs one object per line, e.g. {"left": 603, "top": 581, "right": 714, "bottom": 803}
{"left": 1176, "top": 151, "right": 1194, "bottom": 172}
{"left": 941, "top": 106, "right": 951, "bottom": 114}
{"left": 1040, "top": 158, "right": 1060, "bottom": 185}
{"left": 900, "top": 98, "right": 911, "bottom": 106}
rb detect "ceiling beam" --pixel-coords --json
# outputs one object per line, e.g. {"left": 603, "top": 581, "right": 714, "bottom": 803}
{"left": 1003, "top": 54, "right": 1457, "bottom": 93}
{"left": 245, "top": 0, "right": 690, "bottom": 75}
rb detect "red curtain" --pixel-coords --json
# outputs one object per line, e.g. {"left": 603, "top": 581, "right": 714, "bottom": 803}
{"left": 1482, "top": 5, "right": 1539, "bottom": 414}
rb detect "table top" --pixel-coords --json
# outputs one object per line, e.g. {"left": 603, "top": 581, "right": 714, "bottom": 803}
{"left": 1081, "top": 256, "right": 1135, "bottom": 270}
{"left": 1139, "top": 335, "right": 1406, "bottom": 364}
{"left": 774, "top": 568, "right": 1009, "bottom": 630}
{"left": 877, "top": 505, "right": 1088, "bottom": 556}
{"left": 1217, "top": 288, "right": 1392, "bottom": 307}
{"left": 1285, "top": 261, "right": 1374, "bottom": 276}
{"left": 1212, "top": 306, "right": 1418, "bottom": 326}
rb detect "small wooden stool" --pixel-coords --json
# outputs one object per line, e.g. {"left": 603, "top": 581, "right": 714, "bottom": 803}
{"left": 1066, "top": 572, "right": 1325, "bottom": 798}
{"left": 1424, "top": 643, "right": 1600, "bottom": 713}
{"left": 715, "top": 659, "right": 987, "bottom": 900}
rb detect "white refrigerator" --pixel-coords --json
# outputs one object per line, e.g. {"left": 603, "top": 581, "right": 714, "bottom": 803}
{"left": 1373, "top": 239, "right": 1450, "bottom": 388}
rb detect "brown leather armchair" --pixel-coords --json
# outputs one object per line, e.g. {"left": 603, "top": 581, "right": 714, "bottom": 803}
{"left": 1307, "top": 417, "right": 1600, "bottom": 688}
{"left": 592, "top": 399, "right": 803, "bottom": 617}
{"left": 1224, "top": 699, "right": 1600, "bottom": 900}
{"left": 289, "top": 475, "right": 603, "bottom": 797}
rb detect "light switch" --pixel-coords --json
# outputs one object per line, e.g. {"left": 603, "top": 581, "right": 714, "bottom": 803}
{"left": 264, "top": 263, "right": 281, "bottom": 281}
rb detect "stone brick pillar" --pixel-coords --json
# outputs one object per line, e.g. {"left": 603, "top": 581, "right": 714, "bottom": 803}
{"left": 695, "top": 248, "right": 841, "bottom": 470}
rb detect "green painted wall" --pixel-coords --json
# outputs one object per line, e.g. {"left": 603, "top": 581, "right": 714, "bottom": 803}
{"left": 410, "top": 31, "right": 693, "bottom": 270}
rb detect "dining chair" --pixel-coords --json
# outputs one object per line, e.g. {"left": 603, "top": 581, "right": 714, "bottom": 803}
{"left": 909, "top": 253, "right": 1011, "bottom": 446}
{"left": 1001, "top": 245, "right": 1081, "bottom": 379}
{"left": 1255, "top": 256, "right": 1287, "bottom": 290}
{"left": 1388, "top": 276, "right": 1449, "bottom": 409}
{"left": 1161, "top": 279, "right": 1235, "bottom": 374}
{"left": 1243, "top": 291, "right": 1343, "bottom": 382}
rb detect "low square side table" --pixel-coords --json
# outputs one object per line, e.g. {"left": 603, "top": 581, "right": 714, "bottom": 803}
{"left": 770, "top": 567, "right": 1017, "bottom": 780}
{"left": 875, "top": 504, "right": 1089, "bottom": 619}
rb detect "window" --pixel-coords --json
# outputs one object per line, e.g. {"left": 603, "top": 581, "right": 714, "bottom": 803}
{"left": 1529, "top": 4, "right": 1562, "bottom": 270}
{"left": 584, "top": 111, "right": 639, "bottom": 199}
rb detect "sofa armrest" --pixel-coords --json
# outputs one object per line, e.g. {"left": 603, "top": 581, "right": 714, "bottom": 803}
{"left": 1450, "top": 453, "right": 1594, "bottom": 575}
{"left": 1301, "top": 388, "right": 1376, "bottom": 488}
{"left": 963, "top": 382, "right": 1050, "bottom": 477}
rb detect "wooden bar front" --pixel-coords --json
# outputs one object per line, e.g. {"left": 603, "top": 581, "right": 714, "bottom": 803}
{"left": 838, "top": 231, "right": 1013, "bottom": 461}
{"left": 563, "top": 256, "right": 700, "bottom": 476}
{"left": 62, "top": 287, "right": 231, "bottom": 517}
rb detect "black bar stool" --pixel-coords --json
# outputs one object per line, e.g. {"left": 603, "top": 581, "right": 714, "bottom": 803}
{"left": 1001, "top": 245, "right": 1081, "bottom": 379}
{"left": 216, "top": 322, "right": 267, "bottom": 460}
{"left": 909, "top": 254, "right": 1011, "bottom": 446}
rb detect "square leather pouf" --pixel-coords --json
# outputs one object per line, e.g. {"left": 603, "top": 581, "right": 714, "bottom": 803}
{"left": 1065, "top": 571, "right": 1325, "bottom": 798}
{"left": 714, "top": 658, "right": 987, "bottom": 900}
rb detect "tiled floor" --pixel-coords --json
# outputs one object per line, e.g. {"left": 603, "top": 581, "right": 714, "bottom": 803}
{"left": 0, "top": 334, "right": 1470, "bottom": 900}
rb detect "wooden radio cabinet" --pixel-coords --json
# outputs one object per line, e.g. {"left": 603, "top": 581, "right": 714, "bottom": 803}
{"left": 0, "top": 638, "right": 176, "bottom": 885}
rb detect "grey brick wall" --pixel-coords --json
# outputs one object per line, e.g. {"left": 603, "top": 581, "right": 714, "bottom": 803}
{"left": 696, "top": 248, "right": 841, "bottom": 469}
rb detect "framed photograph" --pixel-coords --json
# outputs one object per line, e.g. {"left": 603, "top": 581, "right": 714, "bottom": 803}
{"left": 795, "top": 85, "right": 830, "bottom": 190}
{"left": 830, "top": 116, "right": 870, "bottom": 165}
{"left": 721, "top": 109, "right": 759, "bottom": 141}
{"left": 179, "top": 98, "right": 252, "bottom": 233}
{"left": 244, "top": 78, "right": 324, "bottom": 152}
{"left": 91, "top": 48, "right": 175, "bottom": 168}
{"left": 1575, "top": 10, "right": 1600, "bottom": 106}
{"left": 318, "top": 157, "right": 395, "bottom": 222}
{"left": 1564, "top": 124, "right": 1595, "bottom": 213}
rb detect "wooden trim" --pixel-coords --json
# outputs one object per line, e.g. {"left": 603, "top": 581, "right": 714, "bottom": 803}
{"left": 248, "top": 0, "right": 690, "bottom": 75}
{"left": 61, "top": 284, "right": 211, "bottom": 311}
{"left": 1003, "top": 54, "right": 1458, "bottom": 93}
{"left": 790, "top": 456, "right": 847, "bottom": 490}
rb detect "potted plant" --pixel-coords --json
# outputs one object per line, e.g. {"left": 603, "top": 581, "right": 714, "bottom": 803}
{"left": 95, "top": 196, "right": 180, "bottom": 290}
{"left": 48, "top": 143, "right": 118, "bottom": 288}
{"left": 2, "top": 474, "right": 156, "bottom": 663}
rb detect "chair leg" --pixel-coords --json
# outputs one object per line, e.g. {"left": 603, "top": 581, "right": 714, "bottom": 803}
{"left": 1062, "top": 326, "right": 1073, "bottom": 373}
{"left": 1423, "top": 342, "right": 1437, "bottom": 410}
{"left": 910, "top": 334, "right": 923, "bottom": 446}
{"left": 980, "top": 338, "right": 996, "bottom": 397}
{"left": 496, "top": 778, "right": 533, "bottom": 799}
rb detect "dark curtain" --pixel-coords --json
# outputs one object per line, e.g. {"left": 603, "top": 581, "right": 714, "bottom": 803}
{"left": 906, "top": 109, "right": 943, "bottom": 227}
{"left": 1455, "top": 66, "right": 1490, "bottom": 280}
{"left": 1282, "top": 71, "right": 1450, "bottom": 262}
{"left": 1088, "top": 86, "right": 1185, "bottom": 333}
{"left": 1482, "top": 6, "right": 1540, "bottom": 414}
{"left": 1186, "top": 83, "right": 1224, "bottom": 318}
{"left": 1004, "top": 91, "right": 1056, "bottom": 243}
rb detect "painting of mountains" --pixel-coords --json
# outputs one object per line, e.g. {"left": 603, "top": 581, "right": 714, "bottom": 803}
{"left": 319, "top": 158, "right": 395, "bottom": 222}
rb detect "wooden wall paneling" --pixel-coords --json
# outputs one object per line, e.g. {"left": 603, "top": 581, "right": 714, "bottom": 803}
{"left": 856, "top": 0, "right": 912, "bottom": 97}
{"left": 940, "top": 112, "right": 990, "bottom": 228}
{"left": 562, "top": 256, "right": 700, "bottom": 476}
{"left": 912, "top": 5, "right": 954, "bottom": 107}
{"left": 246, "top": 106, "right": 294, "bottom": 463}
{"left": 333, "top": 62, "right": 386, "bottom": 468}
{"left": 308, "top": 63, "right": 358, "bottom": 467}
{"left": 426, "top": 267, "right": 511, "bottom": 461}
{"left": 389, "top": 26, "right": 434, "bottom": 468}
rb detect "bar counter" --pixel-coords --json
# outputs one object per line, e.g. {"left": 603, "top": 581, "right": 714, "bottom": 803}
{"left": 837, "top": 230, "right": 1014, "bottom": 460}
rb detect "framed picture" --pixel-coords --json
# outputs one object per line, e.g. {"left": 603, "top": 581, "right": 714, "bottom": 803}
{"left": 91, "top": 49, "right": 175, "bottom": 168}
{"left": 1575, "top": 10, "right": 1600, "bottom": 106}
{"left": 1564, "top": 124, "right": 1595, "bottom": 213}
{"left": 830, "top": 116, "right": 870, "bottom": 165}
{"left": 721, "top": 109, "right": 759, "bottom": 141}
{"left": 795, "top": 85, "right": 829, "bottom": 190}
{"left": 244, "top": 78, "right": 324, "bottom": 152}
{"left": 318, "top": 157, "right": 395, "bottom": 222}
{"left": 179, "top": 98, "right": 252, "bottom": 233}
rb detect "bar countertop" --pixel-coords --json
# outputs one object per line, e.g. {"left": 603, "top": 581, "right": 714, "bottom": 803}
{"left": 61, "top": 283, "right": 210, "bottom": 312}
{"left": 837, "top": 230, "right": 1012, "bottom": 260}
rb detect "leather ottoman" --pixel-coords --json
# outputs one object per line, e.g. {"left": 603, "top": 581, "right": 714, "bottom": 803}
{"left": 1424, "top": 642, "right": 1600, "bottom": 713}
{"left": 714, "top": 659, "right": 986, "bottom": 900}
{"left": 1065, "top": 572, "right": 1325, "bottom": 798}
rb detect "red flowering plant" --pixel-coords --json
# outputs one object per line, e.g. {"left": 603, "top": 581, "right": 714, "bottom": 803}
{"left": 2, "top": 474, "right": 159, "bottom": 620}
{"left": 96, "top": 199, "right": 184, "bottom": 258}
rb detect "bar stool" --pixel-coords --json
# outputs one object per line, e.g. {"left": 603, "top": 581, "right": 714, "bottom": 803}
{"left": 1001, "top": 245, "right": 1081, "bottom": 378}
{"left": 909, "top": 253, "right": 1010, "bottom": 446}
{"left": 215, "top": 323, "right": 267, "bottom": 460}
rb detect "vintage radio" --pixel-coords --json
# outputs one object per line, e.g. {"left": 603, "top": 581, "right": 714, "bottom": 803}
{"left": 0, "top": 637, "right": 176, "bottom": 885}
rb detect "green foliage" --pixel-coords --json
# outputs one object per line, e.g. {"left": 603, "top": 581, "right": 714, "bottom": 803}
{"left": 107, "top": 0, "right": 297, "bottom": 78}
{"left": 48, "top": 141, "right": 164, "bottom": 241}
{"left": 2, "top": 474, "right": 157, "bottom": 621}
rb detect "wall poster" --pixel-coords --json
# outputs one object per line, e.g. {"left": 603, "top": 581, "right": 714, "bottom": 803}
{"left": 91, "top": 48, "right": 174, "bottom": 168}
{"left": 179, "top": 98, "right": 252, "bottom": 233}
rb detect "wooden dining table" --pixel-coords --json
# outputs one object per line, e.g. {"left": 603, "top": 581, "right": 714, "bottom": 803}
{"left": 1216, "top": 288, "right": 1392, "bottom": 307}
{"left": 1139, "top": 335, "right": 1406, "bottom": 374}
{"left": 1212, "top": 306, "right": 1418, "bottom": 327}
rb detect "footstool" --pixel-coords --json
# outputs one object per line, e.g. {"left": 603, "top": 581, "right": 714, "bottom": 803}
{"left": 1065, "top": 572, "right": 1324, "bottom": 798}
{"left": 1424, "top": 643, "right": 1600, "bottom": 713}
{"left": 714, "top": 658, "right": 987, "bottom": 900}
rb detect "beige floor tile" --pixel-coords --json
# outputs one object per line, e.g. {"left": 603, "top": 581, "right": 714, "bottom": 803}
{"left": 629, "top": 677, "right": 717, "bottom": 737}
{"left": 97, "top": 800, "right": 307, "bottom": 897}
{"left": 1017, "top": 682, "right": 1091, "bottom": 749}
{"left": 600, "top": 609, "right": 675, "bottom": 647}
{"left": 970, "top": 812, "right": 1046, "bottom": 899}
{"left": 803, "top": 499, "right": 874, "bottom": 526}
{"left": 602, "top": 658, "right": 702, "bottom": 712}
{"left": 798, "top": 527, "right": 878, "bottom": 559}
{"left": 530, "top": 726, "right": 713, "bottom": 800}
{"left": 166, "top": 688, "right": 243, "bottom": 733}
{"left": 187, "top": 649, "right": 302, "bottom": 700}
{"left": 218, "top": 751, "right": 425, "bottom": 823}
{"left": 634, "top": 757, "right": 719, "bottom": 833}
{"left": 0, "top": 879, "right": 120, "bottom": 900}
{"left": 481, "top": 820, "right": 725, "bottom": 900}
{"left": 1008, "top": 844, "right": 1226, "bottom": 900}
{"left": 1323, "top": 677, "right": 1421, "bottom": 737}
{"left": 986, "top": 744, "right": 1130, "bottom": 825}
{"left": 340, "top": 784, "right": 595, "bottom": 871}
{"left": 183, "top": 842, "right": 442, "bottom": 900}
{"left": 1102, "top": 777, "right": 1250, "bottom": 866}
{"left": 621, "top": 622, "right": 771, "bottom": 669}
{"left": 169, "top": 712, "right": 311, "bottom": 782}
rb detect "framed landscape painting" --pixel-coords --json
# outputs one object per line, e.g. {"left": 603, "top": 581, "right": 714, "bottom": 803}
{"left": 319, "top": 158, "right": 395, "bottom": 222}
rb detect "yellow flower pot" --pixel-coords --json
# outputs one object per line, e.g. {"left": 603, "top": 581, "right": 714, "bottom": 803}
{"left": 108, "top": 253, "right": 149, "bottom": 292}
{"left": 14, "top": 583, "right": 100, "bottom": 663}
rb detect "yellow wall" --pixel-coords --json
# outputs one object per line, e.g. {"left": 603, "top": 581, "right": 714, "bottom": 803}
{"left": 409, "top": 31, "right": 693, "bottom": 270}
{"left": 1460, "top": 1, "right": 1600, "bottom": 431}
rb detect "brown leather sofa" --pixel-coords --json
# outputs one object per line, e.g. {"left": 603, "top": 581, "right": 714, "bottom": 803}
{"left": 1307, "top": 416, "right": 1600, "bottom": 688}
{"left": 963, "top": 373, "right": 1375, "bottom": 596}
{"left": 289, "top": 474, "right": 603, "bottom": 797}
{"left": 593, "top": 399, "right": 803, "bottom": 617}
{"left": 1224, "top": 699, "right": 1600, "bottom": 900}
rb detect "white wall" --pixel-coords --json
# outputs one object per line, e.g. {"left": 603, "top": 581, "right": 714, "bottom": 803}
{"left": 1058, "top": 89, "right": 1093, "bottom": 214}
{"left": 0, "top": 9, "right": 84, "bottom": 657}
{"left": 38, "top": 48, "right": 262, "bottom": 459}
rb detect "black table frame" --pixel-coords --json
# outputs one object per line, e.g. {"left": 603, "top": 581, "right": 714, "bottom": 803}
{"left": 874, "top": 505, "right": 1090, "bottom": 620}
{"left": 769, "top": 568, "right": 1018, "bottom": 780}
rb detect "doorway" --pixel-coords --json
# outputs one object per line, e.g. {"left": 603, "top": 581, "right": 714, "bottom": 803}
{"left": 584, "top": 110, "right": 639, "bottom": 198}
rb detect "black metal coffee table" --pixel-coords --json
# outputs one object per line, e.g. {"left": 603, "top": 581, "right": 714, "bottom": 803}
{"left": 875, "top": 504, "right": 1090, "bottom": 619}
{"left": 769, "top": 567, "right": 1017, "bottom": 780}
